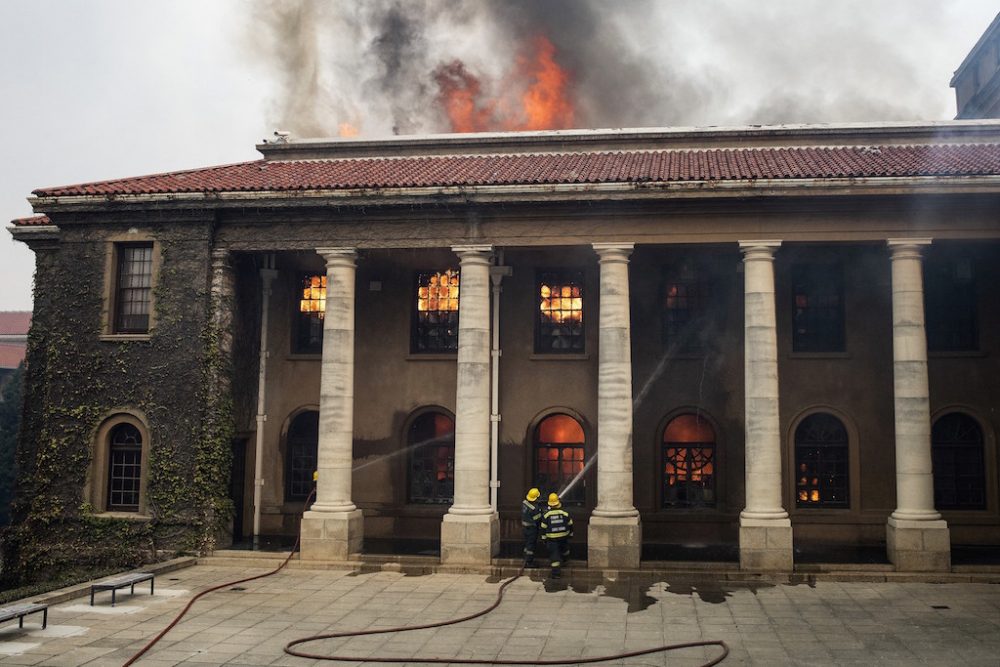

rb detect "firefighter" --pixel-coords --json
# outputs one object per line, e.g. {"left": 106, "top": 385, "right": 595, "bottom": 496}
{"left": 540, "top": 492, "right": 573, "bottom": 578}
{"left": 521, "top": 488, "right": 543, "bottom": 567}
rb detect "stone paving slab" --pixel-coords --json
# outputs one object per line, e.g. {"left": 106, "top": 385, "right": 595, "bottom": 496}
{"left": 0, "top": 564, "right": 998, "bottom": 665}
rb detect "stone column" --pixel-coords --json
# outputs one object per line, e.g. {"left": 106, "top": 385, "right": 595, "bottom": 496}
{"left": 300, "top": 247, "right": 364, "bottom": 560}
{"left": 589, "top": 243, "right": 641, "bottom": 568}
{"left": 738, "top": 241, "right": 793, "bottom": 571}
{"left": 886, "top": 239, "right": 950, "bottom": 571}
{"left": 441, "top": 245, "right": 499, "bottom": 564}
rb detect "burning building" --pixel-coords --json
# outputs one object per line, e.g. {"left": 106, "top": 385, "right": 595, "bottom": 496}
{"left": 7, "top": 120, "right": 1000, "bottom": 578}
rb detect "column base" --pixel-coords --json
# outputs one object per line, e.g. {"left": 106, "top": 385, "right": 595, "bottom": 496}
{"left": 440, "top": 512, "right": 499, "bottom": 565}
{"left": 587, "top": 515, "right": 641, "bottom": 569}
{"left": 739, "top": 517, "right": 793, "bottom": 571}
{"left": 886, "top": 516, "right": 951, "bottom": 572}
{"left": 299, "top": 509, "right": 364, "bottom": 561}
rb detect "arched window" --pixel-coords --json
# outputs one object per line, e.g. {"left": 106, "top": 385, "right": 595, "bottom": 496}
{"left": 932, "top": 412, "right": 986, "bottom": 510}
{"left": 795, "top": 413, "right": 849, "bottom": 508}
{"left": 107, "top": 423, "right": 143, "bottom": 511}
{"left": 662, "top": 414, "right": 716, "bottom": 508}
{"left": 408, "top": 412, "right": 455, "bottom": 504}
{"left": 533, "top": 414, "right": 586, "bottom": 505}
{"left": 285, "top": 411, "right": 319, "bottom": 501}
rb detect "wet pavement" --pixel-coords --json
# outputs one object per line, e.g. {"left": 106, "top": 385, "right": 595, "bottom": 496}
{"left": 0, "top": 562, "right": 998, "bottom": 666}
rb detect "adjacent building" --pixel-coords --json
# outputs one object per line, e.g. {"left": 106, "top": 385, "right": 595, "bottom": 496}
{"left": 7, "top": 121, "right": 1000, "bottom": 576}
{"left": 0, "top": 311, "right": 29, "bottom": 396}
{"left": 952, "top": 12, "right": 1000, "bottom": 119}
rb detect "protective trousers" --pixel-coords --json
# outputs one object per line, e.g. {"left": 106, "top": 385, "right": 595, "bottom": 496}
{"left": 522, "top": 524, "right": 539, "bottom": 565}
{"left": 546, "top": 537, "right": 569, "bottom": 578}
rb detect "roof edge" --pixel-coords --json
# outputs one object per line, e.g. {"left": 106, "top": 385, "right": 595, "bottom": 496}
{"left": 256, "top": 120, "right": 1000, "bottom": 160}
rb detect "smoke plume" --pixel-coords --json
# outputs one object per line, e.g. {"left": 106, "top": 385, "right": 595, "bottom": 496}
{"left": 247, "top": 0, "right": 959, "bottom": 138}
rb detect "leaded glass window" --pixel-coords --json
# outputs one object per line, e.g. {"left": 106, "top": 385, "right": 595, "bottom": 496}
{"left": 662, "top": 414, "right": 716, "bottom": 508}
{"left": 115, "top": 244, "right": 153, "bottom": 333}
{"left": 294, "top": 274, "right": 325, "bottom": 354}
{"left": 932, "top": 413, "right": 986, "bottom": 510}
{"left": 533, "top": 414, "right": 586, "bottom": 505}
{"left": 536, "top": 271, "right": 584, "bottom": 353}
{"left": 663, "top": 264, "right": 709, "bottom": 352}
{"left": 412, "top": 270, "right": 460, "bottom": 353}
{"left": 925, "top": 257, "right": 977, "bottom": 351}
{"left": 408, "top": 412, "right": 455, "bottom": 504}
{"left": 107, "top": 423, "right": 142, "bottom": 511}
{"left": 795, "top": 413, "right": 849, "bottom": 508}
{"left": 792, "top": 264, "right": 845, "bottom": 352}
{"left": 285, "top": 411, "right": 319, "bottom": 501}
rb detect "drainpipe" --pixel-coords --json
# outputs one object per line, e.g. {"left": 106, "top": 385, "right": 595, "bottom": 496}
{"left": 253, "top": 254, "right": 278, "bottom": 549}
{"left": 489, "top": 253, "right": 512, "bottom": 511}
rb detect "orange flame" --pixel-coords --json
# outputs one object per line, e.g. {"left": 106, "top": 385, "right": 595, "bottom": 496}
{"left": 434, "top": 34, "right": 575, "bottom": 133}
{"left": 338, "top": 122, "right": 360, "bottom": 137}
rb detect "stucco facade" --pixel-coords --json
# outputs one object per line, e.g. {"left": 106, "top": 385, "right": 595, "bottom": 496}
{"left": 9, "top": 122, "right": 1000, "bottom": 575}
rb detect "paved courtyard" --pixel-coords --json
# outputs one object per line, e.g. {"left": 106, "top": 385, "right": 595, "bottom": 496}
{"left": 0, "top": 562, "right": 998, "bottom": 666}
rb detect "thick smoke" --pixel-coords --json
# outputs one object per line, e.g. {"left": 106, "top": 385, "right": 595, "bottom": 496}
{"left": 248, "top": 0, "right": 960, "bottom": 138}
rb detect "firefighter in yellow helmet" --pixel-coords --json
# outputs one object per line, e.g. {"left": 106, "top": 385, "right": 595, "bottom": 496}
{"left": 521, "top": 488, "right": 543, "bottom": 568}
{"left": 540, "top": 492, "right": 573, "bottom": 578}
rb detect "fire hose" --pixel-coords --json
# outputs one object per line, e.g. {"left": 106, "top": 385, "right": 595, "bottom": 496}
{"left": 123, "top": 488, "right": 729, "bottom": 666}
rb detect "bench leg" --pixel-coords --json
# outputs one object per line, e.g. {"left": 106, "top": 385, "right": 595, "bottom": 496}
{"left": 90, "top": 589, "right": 95, "bottom": 606}
{"left": 111, "top": 589, "right": 116, "bottom": 608}
{"left": 42, "top": 608, "right": 47, "bottom": 629}
{"left": 19, "top": 616, "right": 23, "bottom": 629}
{"left": 150, "top": 578, "right": 154, "bottom": 596}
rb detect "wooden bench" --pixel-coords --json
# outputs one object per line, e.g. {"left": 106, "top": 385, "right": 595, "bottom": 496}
{"left": 90, "top": 572, "right": 154, "bottom": 607}
{"left": 0, "top": 603, "right": 48, "bottom": 629}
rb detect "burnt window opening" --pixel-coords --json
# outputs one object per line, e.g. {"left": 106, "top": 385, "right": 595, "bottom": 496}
{"left": 536, "top": 271, "right": 584, "bottom": 353}
{"left": 412, "top": 270, "right": 459, "bottom": 353}
{"left": 408, "top": 412, "right": 455, "bottom": 504}
{"left": 791, "top": 264, "right": 845, "bottom": 353}
{"left": 533, "top": 414, "right": 586, "bottom": 506}
{"left": 662, "top": 414, "right": 716, "bottom": 509}
{"left": 795, "top": 413, "right": 849, "bottom": 508}
{"left": 285, "top": 411, "right": 319, "bottom": 501}
{"left": 107, "top": 423, "right": 142, "bottom": 511}
{"left": 663, "top": 264, "right": 710, "bottom": 353}
{"left": 925, "top": 257, "right": 977, "bottom": 352}
{"left": 294, "top": 274, "right": 325, "bottom": 354}
{"left": 114, "top": 244, "right": 153, "bottom": 334}
{"left": 932, "top": 412, "right": 986, "bottom": 510}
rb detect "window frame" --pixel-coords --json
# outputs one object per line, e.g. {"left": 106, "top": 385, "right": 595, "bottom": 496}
{"left": 410, "top": 269, "right": 460, "bottom": 354}
{"left": 531, "top": 412, "right": 588, "bottom": 507}
{"left": 284, "top": 409, "right": 319, "bottom": 502}
{"left": 793, "top": 412, "right": 851, "bottom": 509}
{"left": 292, "top": 273, "right": 326, "bottom": 355}
{"left": 924, "top": 255, "right": 978, "bottom": 353}
{"left": 107, "top": 423, "right": 143, "bottom": 512}
{"left": 790, "top": 262, "right": 846, "bottom": 353}
{"left": 931, "top": 412, "right": 987, "bottom": 511}
{"left": 88, "top": 412, "right": 151, "bottom": 516}
{"left": 661, "top": 413, "right": 718, "bottom": 510}
{"left": 406, "top": 409, "right": 456, "bottom": 505}
{"left": 534, "top": 269, "right": 586, "bottom": 355}
{"left": 102, "top": 238, "right": 159, "bottom": 339}
{"left": 661, "top": 263, "right": 712, "bottom": 354}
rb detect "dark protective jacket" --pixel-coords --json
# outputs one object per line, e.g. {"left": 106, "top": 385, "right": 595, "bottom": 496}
{"left": 540, "top": 507, "right": 573, "bottom": 540}
{"left": 521, "top": 499, "right": 543, "bottom": 527}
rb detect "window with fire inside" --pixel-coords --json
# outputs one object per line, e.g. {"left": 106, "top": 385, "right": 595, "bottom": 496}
{"left": 536, "top": 270, "right": 584, "bottom": 353}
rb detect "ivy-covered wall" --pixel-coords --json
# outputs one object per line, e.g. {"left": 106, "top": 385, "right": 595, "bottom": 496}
{"left": 2, "top": 215, "right": 237, "bottom": 586}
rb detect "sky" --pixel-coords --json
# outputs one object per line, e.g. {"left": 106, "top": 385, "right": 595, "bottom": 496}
{"left": 1, "top": 0, "right": 997, "bottom": 312}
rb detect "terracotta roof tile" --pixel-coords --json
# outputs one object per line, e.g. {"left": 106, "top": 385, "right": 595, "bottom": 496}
{"left": 10, "top": 214, "right": 51, "bottom": 226}
{"left": 28, "top": 144, "right": 1000, "bottom": 198}
{"left": 0, "top": 312, "right": 31, "bottom": 336}
{"left": 0, "top": 344, "right": 26, "bottom": 370}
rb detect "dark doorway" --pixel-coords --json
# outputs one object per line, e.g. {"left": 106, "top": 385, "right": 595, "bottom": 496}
{"left": 230, "top": 438, "right": 248, "bottom": 542}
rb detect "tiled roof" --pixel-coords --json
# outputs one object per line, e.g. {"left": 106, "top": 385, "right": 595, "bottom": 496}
{"left": 0, "top": 312, "right": 31, "bottom": 336}
{"left": 0, "top": 344, "right": 26, "bottom": 370}
{"left": 10, "top": 214, "right": 51, "bottom": 227}
{"left": 30, "top": 144, "right": 1000, "bottom": 197}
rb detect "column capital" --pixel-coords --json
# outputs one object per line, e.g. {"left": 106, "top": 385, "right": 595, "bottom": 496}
{"left": 317, "top": 247, "right": 357, "bottom": 266}
{"left": 592, "top": 242, "right": 635, "bottom": 261}
{"left": 888, "top": 238, "right": 932, "bottom": 259}
{"left": 738, "top": 240, "right": 782, "bottom": 259}
{"left": 452, "top": 244, "right": 493, "bottom": 256}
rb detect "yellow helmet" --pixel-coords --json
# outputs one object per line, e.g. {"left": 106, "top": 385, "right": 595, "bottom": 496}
{"left": 526, "top": 488, "right": 540, "bottom": 502}
{"left": 547, "top": 493, "right": 561, "bottom": 507}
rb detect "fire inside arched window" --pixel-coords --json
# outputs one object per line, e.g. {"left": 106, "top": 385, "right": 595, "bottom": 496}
{"left": 662, "top": 414, "right": 716, "bottom": 508}
{"left": 534, "top": 414, "right": 586, "bottom": 505}
{"left": 409, "top": 412, "right": 455, "bottom": 503}
{"left": 413, "top": 270, "right": 460, "bottom": 353}
{"left": 932, "top": 412, "right": 985, "bottom": 510}
{"left": 795, "top": 413, "right": 849, "bottom": 508}
{"left": 536, "top": 271, "right": 584, "bottom": 353}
